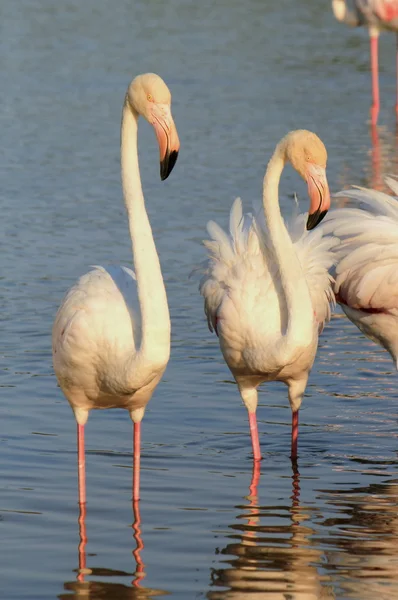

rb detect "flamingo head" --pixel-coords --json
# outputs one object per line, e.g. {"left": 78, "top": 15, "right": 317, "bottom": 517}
{"left": 127, "top": 73, "right": 180, "bottom": 180}
{"left": 284, "top": 130, "right": 330, "bottom": 230}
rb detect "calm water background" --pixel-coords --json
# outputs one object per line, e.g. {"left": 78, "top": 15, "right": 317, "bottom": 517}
{"left": 1, "top": 1, "right": 398, "bottom": 598}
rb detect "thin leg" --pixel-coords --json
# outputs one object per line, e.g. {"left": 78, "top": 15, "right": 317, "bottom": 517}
{"left": 133, "top": 422, "right": 141, "bottom": 501}
{"left": 77, "top": 424, "right": 86, "bottom": 505}
{"left": 396, "top": 33, "right": 398, "bottom": 117}
{"left": 248, "top": 411, "right": 261, "bottom": 461}
{"left": 291, "top": 410, "right": 299, "bottom": 461}
{"left": 370, "top": 33, "right": 380, "bottom": 125}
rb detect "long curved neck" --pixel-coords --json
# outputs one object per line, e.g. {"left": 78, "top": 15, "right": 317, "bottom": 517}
{"left": 332, "top": 0, "right": 361, "bottom": 26}
{"left": 120, "top": 101, "right": 170, "bottom": 361}
{"left": 262, "top": 147, "right": 313, "bottom": 353}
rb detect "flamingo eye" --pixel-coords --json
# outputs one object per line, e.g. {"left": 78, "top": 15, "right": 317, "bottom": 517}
{"left": 147, "top": 94, "right": 153, "bottom": 102}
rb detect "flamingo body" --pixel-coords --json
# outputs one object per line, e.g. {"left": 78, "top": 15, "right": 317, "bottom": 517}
{"left": 53, "top": 266, "right": 165, "bottom": 423}
{"left": 53, "top": 73, "right": 180, "bottom": 503}
{"left": 332, "top": 1, "right": 398, "bottom": 30}
{"left": 200, "top": 131, "right": 336, "bottom": 461}
{"left": 324, "top": 177, "right": 398, "bottom": 366}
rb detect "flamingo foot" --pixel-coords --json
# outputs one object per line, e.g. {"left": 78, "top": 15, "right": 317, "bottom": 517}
{"left": 290, "top": 410, "right": 299, "bottom": 462}
{"left": 77, "top": 424, "right": 86, "bottom": 505}
{"left": 133, "top": 422, "right": 141, "bottom": 502}
{"left": 248, "top": 411, "right": 261, "bottom": 462}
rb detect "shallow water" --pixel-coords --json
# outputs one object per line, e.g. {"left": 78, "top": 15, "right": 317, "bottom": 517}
{"left": 2, "top": 1, "right": 398, "bottom": 598}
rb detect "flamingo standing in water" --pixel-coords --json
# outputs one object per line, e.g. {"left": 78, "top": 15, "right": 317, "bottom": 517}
{"left": 52, "top": 73, "right": 180, "bottom": 504}
{"left": 199, "top": 130, "right": 337, "bottom": 462}
{"left": 324, "top": 177, "right": 398, "bottom": 367}
{"left": 332, "top": 0, "right": 398, "bottom": 124}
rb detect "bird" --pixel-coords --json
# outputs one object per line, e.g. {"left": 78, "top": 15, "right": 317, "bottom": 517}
{"left": 52, "top": 73, "right": 180, "bottom": 505}
{"left": 323, "top": 176, "right": 398, "bottom": 368}
{"left": 199, "top": 130, "right": 337, "bottom": 462}
{"left": 331, "top": 0, "right": 398, "bottom": 124}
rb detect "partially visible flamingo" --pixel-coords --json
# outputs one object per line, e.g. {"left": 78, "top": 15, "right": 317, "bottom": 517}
{"left": 52, "top": 73, "right": 180, "bottom": 505}
{"left": 324, "top": 177, "right": 398, "bottom": 367}
{"left": 199, "top": 130, "right": 337, "bottom": 462}
{"left": 332, "top": 0, "right": 398, "bottom": 124}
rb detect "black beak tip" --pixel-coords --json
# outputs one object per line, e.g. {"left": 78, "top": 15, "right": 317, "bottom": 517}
{"left": 160, "top": 150, "right": 179, "bottom": 181}
{"left": 306, "top": 209, "right": 327, "bottom": 231}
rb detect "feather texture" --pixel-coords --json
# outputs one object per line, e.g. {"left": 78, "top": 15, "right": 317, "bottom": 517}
{"left": 324, "top": 180, "right": 398, "bottom": 312}
{"left": 323, "top": 178, "right": 398, "bottom": 364}
{"left": 199, "top": 197, "right": 337, "bottom": 337}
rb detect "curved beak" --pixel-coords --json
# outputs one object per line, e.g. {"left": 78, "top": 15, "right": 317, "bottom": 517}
{"left": 151, "top": 103, "right": 180, "bottom": 180}
{"left": 306, "top": 164, "right": 331, "bottom": 230}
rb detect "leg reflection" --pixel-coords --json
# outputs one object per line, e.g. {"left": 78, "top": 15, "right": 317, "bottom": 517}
{"left": 370, "top": 124, "right": 383, "bottom": 191}
{"left": 207, "top": 462, "right": 333, "bottom": 599}
{"left": 77, "top": 502, "right": 90, "bottom": 583}
{"left": 132, "top": 500, "right": 146, "bottom": 587}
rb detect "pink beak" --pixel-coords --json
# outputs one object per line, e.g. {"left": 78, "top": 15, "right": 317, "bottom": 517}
{"left": 151, "top": 103, "right": 180, "bottom": 180}
{"left": 306, "top": 164, "right": 331, "bottom": 230}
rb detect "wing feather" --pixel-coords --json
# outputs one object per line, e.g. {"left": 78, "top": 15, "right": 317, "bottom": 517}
{"left": 324, "top": 179, "right": 398, "bottom": 312}
{"left": 198, "top": 197, "right": 337, "bottom": 334}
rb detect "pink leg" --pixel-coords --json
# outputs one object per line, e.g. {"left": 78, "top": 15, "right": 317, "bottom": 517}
{"left": 291, "top": 410, "right": 299, "bottom": 461}
{"left": 133, "top": 422, "right": 141, "bottom": 501}
{"left": 77, "top": 502, "right": 88, "bottom": 582}
{"left": 370, "top": 34, "right": 380, "bottom": 125}
{"left": 248, "top": 411, "right": 261, "bottom": 461}
{"left": 77, "top": 424, "right": 86, "bottom": 505}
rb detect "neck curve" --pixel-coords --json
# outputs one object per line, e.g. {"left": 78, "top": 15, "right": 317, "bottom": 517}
{"left": 120, "top": 100, "right": 170, "bottom": 367}
{"left": 262, "top": 141, "right": 314, "bottom": 356}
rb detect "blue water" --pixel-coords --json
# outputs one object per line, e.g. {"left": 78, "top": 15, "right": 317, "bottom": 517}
{"left": 2, "top": 1, "right": 398, "bottom": 598}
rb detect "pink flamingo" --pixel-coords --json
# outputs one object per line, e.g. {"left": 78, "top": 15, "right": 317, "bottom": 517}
{"left": 324, "top": 176, "right": 398, "bottom": 371}
{"left": 199, "top": 131, "right": 336, "bottom": 462}
{"left": 52, "top": 73, "right": 180, "bottom": 505}
{"left": 332, "top": 0, "right": 398, "bottom": 124}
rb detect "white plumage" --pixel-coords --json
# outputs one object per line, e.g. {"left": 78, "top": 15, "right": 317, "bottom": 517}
{"left": 323, "top": 177, "right": 398, "bottom": 364}
{"left": 53, "top": 266, "right": 144, "bottom": 412}
{"left": 52, "top": 73, "right": 180, "bottom": 504}
{"left": 199, "top": 130, "right": 337, "bottom": 461}
{"left": 200, "top": 198, "right": 336, "bottom": 339}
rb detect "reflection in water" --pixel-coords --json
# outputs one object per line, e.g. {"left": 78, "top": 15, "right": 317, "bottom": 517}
{"left": 59, "top": 502, "right": 168, "bottom": 599}
{"left": 319, "top": 478, "right": 398, "bottom": 599}
{"left": 336, "top": 124, "right": 398, "bottom": 197}
{"left": 368, "top": 124, "right": 398, "bottom": 192}
{"left": 208, "top": 463, "right": 335, "bottom": 599}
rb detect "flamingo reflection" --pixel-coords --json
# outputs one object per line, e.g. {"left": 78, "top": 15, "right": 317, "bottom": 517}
{"left": 368, "top": 124, "right": 398, "bottom": 192}
{"left": 208, "top": 464, "right": 335, "bottom": 599}
{"left": 337, "top": 124, "right": 398, "bottom": 200}
{"left": 59, "top": 502, "right": 167, "bottom": 599}
{"left": 319, "top": 478, "right": 398, "bottom": 599}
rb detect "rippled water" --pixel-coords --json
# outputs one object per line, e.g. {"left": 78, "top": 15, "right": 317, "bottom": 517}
{"left": 2, "top": 1, "right": 398, "bottom": 598}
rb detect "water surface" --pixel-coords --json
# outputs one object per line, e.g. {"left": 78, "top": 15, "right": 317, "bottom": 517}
{"left": 1, "top": 1, "right": 398, "bottom": 598}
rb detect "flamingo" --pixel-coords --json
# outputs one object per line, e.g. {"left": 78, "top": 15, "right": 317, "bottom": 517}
{"left": 199, "top": 130, "right": 337, "bottom": 462}
{"left": 52, "top": 73, "right": 180, "bottom": 505}
{"left": 323, "top": 177, "right": 398, "bottom": 368}
{"left": 331, "top": 0, "right": 398, "bottom": 124}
